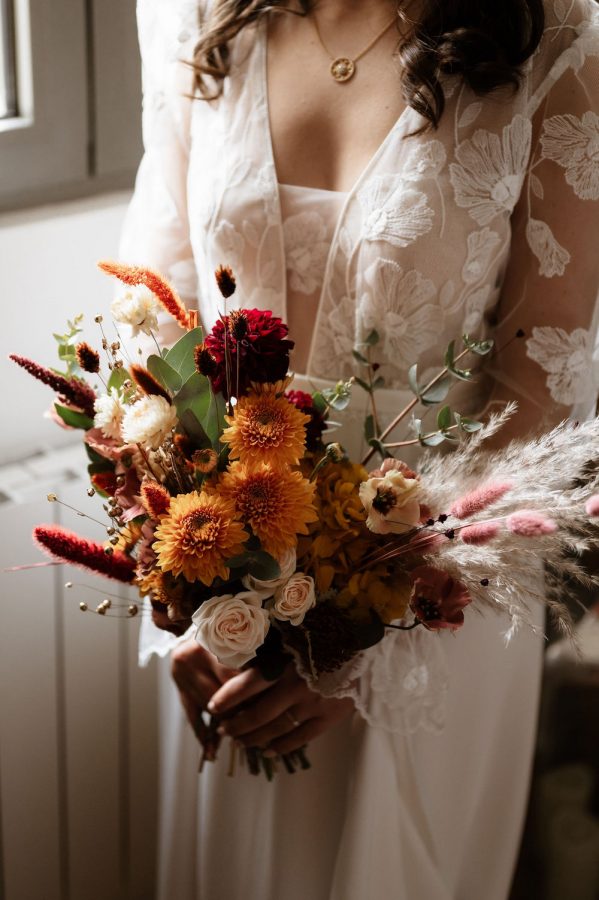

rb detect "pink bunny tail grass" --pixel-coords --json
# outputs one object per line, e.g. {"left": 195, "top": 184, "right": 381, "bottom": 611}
{"left": 506, "top": 510, "right": 557, "bottom": 537}
{"left": 34, "top": 525, "right": 136, "bottom": 582}
{"left": 450, "top": 481, "right": 513, "bottom": 519}
{"left": 585, "top": 495, "right": 599, "bottom": 517}
{"left": 10, "top": 354, "right": 96, "bottom": 418}
{"left": 98, "top": 260, "right": 191, "bottom": 331}
{"left": 460, "top": 521, "right": 501, "bottom": 545}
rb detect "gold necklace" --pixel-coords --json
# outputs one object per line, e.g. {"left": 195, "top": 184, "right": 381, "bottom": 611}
{"left": 310, "top": 11, "right": 397, "bottom": 83}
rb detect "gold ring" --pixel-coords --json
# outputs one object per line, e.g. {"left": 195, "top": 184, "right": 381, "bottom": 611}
{"left": 285, "top": 710, "right": 301, "bottom": 729}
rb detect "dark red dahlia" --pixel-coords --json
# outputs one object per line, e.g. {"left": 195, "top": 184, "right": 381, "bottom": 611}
{"left": 203, "top": 309, "right": 294, "bottom": 399}
{"left": 286, "top": 389, "right": 327, "bottom": 450}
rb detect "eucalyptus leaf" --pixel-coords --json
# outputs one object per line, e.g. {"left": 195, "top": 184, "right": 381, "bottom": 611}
{"left": 312, "top": 392, "right": 327, "bottom": 415}
{"left": 448, "top": 364, "right": 473, "bottom": 382}
{"left": 372, "top": 376, "right": 385, "bottom": 390}
{"left": 436, "top": 405, "right": 452, "bottom": 431}
{"left": 164, "top": 326, "right": 204, "bottom": 381}
{"left": 107, "top": 366, "right": 130, "bottom": 395}
{"left": 460, "top": 417, "right": 483, "bottom": 433}
{"left": 174, "top": 371, "right": 211, "bottom": 424}
{"left": 322, "top": 380, "right": 353, "bottom": 412}
{"left": 408, "top": 364, "right": 420, "bottom": 397}
{"left": 419, "top": 431, "right": 447, "bottom": 447}
{"left": 444, "top": 340, "right": 456, "bottom": 368}
{"left": 179, "top": 408, "right": 211, "bottom": 447}
{"left": 352, "top": 349, "right": 368, "bottom": 366}
{"left": 364, "top": 329, "right": 380, "bottom": 347}
{"left": 462, "top": 334, "right": 494, "bottom": 356}
{"left": 368, "top": 438, "right": 392, "bottom": 460}
{"left": 354, "top": 377, "right": 371, "bottom": 394}
{"left": 364, "top": 414, "right": 375, "bottom": 443}
{"left": 54, "top": 403, "right": 94, "bottom": 431}
{"left": 420, "top": 375, "right": 452, "bottom": 406}
{"left": 247, "top": 550, "right": 281, "bottom": 581}
{"left": 203, "top": 389, "right": 227, "bottom": 446}
{"left": 147, "top": 355, "right": 182, "bottom": 394}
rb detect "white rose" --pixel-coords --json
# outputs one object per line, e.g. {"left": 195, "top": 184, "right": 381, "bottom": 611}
{"left": 93, "top": 388, "right": 125, "bottom": 441}
{"left": 271, "top": 573, "right": 316, "bottom": 626}
{"left": 192, "top": 591, "right": 270, "bottom": 668}
{"left": 242, "top": 547, "right": 297, "bottom": 598}
{"left": 121, "top": 395, "right": 177, "bottom": 450}
{"left": 110, "top": 285, "right": 160, "bottom": 337}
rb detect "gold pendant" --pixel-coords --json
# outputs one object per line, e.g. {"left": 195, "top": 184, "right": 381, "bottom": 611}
{"left": 330, "top": 57, "right": 355, "bottom": 83}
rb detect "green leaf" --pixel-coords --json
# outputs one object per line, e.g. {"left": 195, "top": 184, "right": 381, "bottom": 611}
{"left": 352, "top": 349, "right": 368, "bottom": 366}
{"left": 420, "top": 431, "right": 447, "bottom": 447}
{"left": 408, "top": 364, "right": 420, "bottom": 397}
{"left": 368, "top": 438, "right": 392, "bottom": 460}
{"left": 107, "top": 366, "right": 130, "bottom": 395}
{"left": 444, "top": 340, "right": 456, "bottom": 369}
{"left": 174, "top": 371, "right": 212, "bottom": 424}
{"left": 372, "top": 376, "right": 385, "bottom": 390}
{"left": 54, "top": 403, "right": 94, "bottom": 431}
{"left": 312, "top": 391, "right": 327, "bottom": 415}
{"left": 164, "top": 326, "right": 204, "bottom": 381}
{"left": 436, "top": 405, "right": 452, "bottom": 431}
{"left": 420, "top": 375, "right": 452, "bottom": 406}
{"left": 364, "top": 414, "right": 375, "bottom": 443}
{"left": 364, "top": 329, "right": 380, "bottom": 347}
{"left": 322, "top": 380, "right": 353, "bottom": 412}
{"left": 203, "top": 389, "right": 227, "bottom": 446}
{"left": 448, "top": 365, "right": 473, "bottom": 382}
{"left": 460, "top": 417, "right": 483, "bottom": 433}
{"left": 85, "top": 444, "right": 108, "bottom": 464}
{"left": 247, "top": 551, "right": 281, "bottom": 582}
{"left": 179, "top": 408, "right": 211, "bottom": 447}
{"left": 147, "top": 355, "right": 182, "bottom": 394}
{"left": 462, "top": 334, "right": 494, "bottom": 356}
{"left": 354, "top": 377, "right": 371, "bottom": 394}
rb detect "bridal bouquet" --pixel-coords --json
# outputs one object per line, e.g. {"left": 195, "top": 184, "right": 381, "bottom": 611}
{"left": 11, "top": 261, "right": 599, "bottom": 777}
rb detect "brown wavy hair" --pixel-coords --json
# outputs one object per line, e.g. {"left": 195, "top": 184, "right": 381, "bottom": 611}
{"left": 192, "top": 0, "right": 545, "bottom": 129}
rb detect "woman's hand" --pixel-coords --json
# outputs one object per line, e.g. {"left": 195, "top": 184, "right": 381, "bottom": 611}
{"left": 208, "top": 663, "right": 355, "bottom": 757}
{"left": 171, "top": 639, "right": 239, "bottom": 743}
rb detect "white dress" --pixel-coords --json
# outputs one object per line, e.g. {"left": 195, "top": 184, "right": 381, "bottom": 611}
{"left": 121, "top": 1, "right": 599, "bottom": 897}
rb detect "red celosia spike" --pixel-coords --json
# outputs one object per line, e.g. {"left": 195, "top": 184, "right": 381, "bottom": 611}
{"left": 10, "top": 354, "right": 96, "bottom": 418}
{"left": 98, "top": 260, "right": 191, "bottom": 330}
{"left": 33, "top": 525, "right": 136, "bottom": 582}
{"left": 130, "top": 364, "right": 172, "bottom": 403}
{"left": 140, "top": 478, "right": 171, "bottom": 518}
{"left": 450, "top": 481, "right": 513, "bottom": 519}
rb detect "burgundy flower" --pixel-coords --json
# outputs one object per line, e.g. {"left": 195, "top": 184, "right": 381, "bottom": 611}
{"left": 10, "top": 354, "right": 96, "bottom": 418}
{"left": 409, "top": 565, "right": 471, "bottom": 631}
{"left": 286, "top": 389, "right": 327, "bottom": 450}
{"left": 203, "top": 308, "right": 294, "bottom": 399}
{"left": 34, "top": 525, "right": 136, "bottom": 582}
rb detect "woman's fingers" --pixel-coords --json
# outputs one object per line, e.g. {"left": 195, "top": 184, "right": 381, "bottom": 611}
{"left": 171, "top": 641, "right": 238, "bottom": 709}
{"left": 265, "top": 718, "right": 325, "bottom": 756}
{"left": 233, "top": 706, "right": 305, "bottom": 748}
{"left": 208, "top": 666, "right": 276, "bottom": 714}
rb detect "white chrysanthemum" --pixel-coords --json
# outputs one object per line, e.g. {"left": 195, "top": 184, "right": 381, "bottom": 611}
{"left": 93, "top": 389, "right": 126, "bottom": 441}
{"left": 110, "top": 285, "right": 160, "bottom": 336}
{"left": 121, "top": 395, "right": 177, "bottom": 449}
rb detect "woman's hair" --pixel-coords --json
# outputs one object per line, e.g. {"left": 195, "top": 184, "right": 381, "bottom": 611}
{"left": 191, "top": 0, "right": 546, "bottom": 129}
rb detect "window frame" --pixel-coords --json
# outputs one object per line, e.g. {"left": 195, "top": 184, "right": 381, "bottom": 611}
{"left": 0, "top": 0, "right": 142, "bottom": 212}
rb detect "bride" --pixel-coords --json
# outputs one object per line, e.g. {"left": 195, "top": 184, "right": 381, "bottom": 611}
{"left": 121, "top": 0, "right": 599, "bottom": 897}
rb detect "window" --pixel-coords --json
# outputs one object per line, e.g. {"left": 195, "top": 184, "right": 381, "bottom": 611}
{"left": 0, "top": 0, "right": 142, "bottom": 211}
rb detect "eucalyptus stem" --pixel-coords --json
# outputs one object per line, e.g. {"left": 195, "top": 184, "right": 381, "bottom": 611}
{"left": 361, "top": 347, "right": 470, "bottom": 466}
{"left": 384, "top": 424, "right": 460, "bottom": 449}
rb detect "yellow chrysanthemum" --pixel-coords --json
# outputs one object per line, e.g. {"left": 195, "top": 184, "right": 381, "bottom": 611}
{"left": 153, "top": 491, "right": 248, "bottom": 585}
{"left": 335, "top": 570, "right": 412, "bottom": 624}
{"left": 220, "top": 461, "right": 317, "bottom": 559}
{"left": 221, "top": 391, "right": 309, "bottom": 468}
{"left": 113, "top": 521, "right": 143, "bottom": 554}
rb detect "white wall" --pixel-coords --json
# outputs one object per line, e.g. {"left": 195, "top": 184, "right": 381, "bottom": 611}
{"left": 0, "top": 193, "right": 131, "bottom": 465}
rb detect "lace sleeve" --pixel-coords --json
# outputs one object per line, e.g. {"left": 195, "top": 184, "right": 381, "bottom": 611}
{"left": 486, "top": 15, "right": 599, "bottom": 439}
{"left": 120, "top": 0, "right": 201, "bottom": 348}
{"left": 123, "top": 0, "right": 201, "bottom": 665}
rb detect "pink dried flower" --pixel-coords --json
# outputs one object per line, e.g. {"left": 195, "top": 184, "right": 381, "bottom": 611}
{"left": 34, "top": 525, "right": 136, "bottom": 582}
{"left": 10, "top": 354, "right": 96, "bottom": 418}
{"left": 506, "top": 510, "right": 557, "bottom": 537}
{"left": 460, "top": 521, "right": 501, "bottom": 545}
{"left": 409, "top": 565, "right": 471, "bottom": 631}
{"left": 451, "top": 481, "right": 513, "bottom": 519}
{"left": 369, "top": 458, "right": 418, "bottom": 479}
{"left": 585, "top": 495, "right": 599, "bottom": 517}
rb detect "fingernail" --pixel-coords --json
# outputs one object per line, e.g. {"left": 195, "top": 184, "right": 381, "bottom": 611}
{"left": 262, "top": 749, "right": 276, "bottom": 758}
{"left": 207, "top": 700, "right": 216, "bottom": 713}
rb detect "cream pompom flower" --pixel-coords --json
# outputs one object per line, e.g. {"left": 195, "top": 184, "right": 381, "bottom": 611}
{"left": 94, "top": 388, "right": 126, "bottom": 441}
{"left": 110, "top": 285, "right": 160, "bottom": 337}
{"left": 122, "top": 395, "right": 177, "bottom": 450}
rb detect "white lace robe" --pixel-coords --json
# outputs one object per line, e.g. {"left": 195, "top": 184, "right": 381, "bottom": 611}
{"left": 122, "top": 2, "right": 599, "bottom": 898}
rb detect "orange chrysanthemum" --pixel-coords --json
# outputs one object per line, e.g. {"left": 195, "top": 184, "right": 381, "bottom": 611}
{"left": 221, "top": 392, "right": 309, "bottom": 468}
{"left": 220, "top": 461, "right": 317, "bottom": 558}
{"left": 153, "top": 491, "right": 248, "bottom": 585}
